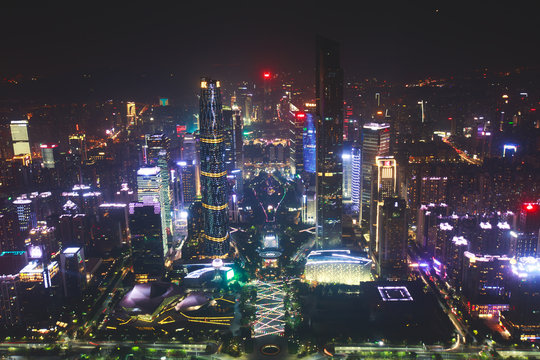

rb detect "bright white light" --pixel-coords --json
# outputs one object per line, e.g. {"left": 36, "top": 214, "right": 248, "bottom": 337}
{"left": 378, "top": 286, "right": 413, "bottom": 302}
{"left": 137, "top": 167, "right": 160, "bottom": 176}
{"left": 363, "top": 122, "right": 390, "bottom": 130}
{"left": 479, "top": 222, "right": 492, "bottom": 230}
{"left": 439, "top": 223, "right": 453, "bottom": 231}
{"left": 63, "top": 247, "right": 80, "bottom": 254}
{"left": 99, "top": 203, "right": 126, "bottom": 208}
{"left": 28, "top": 246, "right": 43, "bottom": 259}
{"left": 452, "top": 236, "right": 468, "bottom": 246}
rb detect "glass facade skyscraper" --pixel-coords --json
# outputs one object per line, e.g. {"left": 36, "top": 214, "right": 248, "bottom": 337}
{"left": 315, "top": 36, "right": 343, "bottom": 248}
{"left": 199, "top": 78, "right": 229, "bottom": 257}
{"left": 342, "top": 142, "right": 353, "bottom": 202}
{"left": 360, "top": 123, "right": 390, "bottom": 225}
{"left": 303, "top": 113, "right": 316, "bottom": 174}
{"left": 351, "top": 145, "right": 361, "bottom": 212}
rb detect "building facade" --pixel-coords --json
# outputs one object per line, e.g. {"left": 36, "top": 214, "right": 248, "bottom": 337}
{"left": 199, "top": 78, "right": 230, "bottom": 257}
{"left": 315, "top": 36, "right": 344, "bottom": 248}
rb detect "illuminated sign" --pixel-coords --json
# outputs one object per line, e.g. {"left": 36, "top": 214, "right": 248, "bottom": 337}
{"left": 176, "top": 125, "right": 186, "bottom": 137}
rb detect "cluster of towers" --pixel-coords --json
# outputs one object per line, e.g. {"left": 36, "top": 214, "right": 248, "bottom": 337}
{"left": 313, "top": 36, "right": 405, "bottom": 280}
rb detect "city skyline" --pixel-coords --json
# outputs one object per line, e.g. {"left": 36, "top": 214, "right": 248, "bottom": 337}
{"left": 0, "top": 4, "right": 539, "bottom": 359}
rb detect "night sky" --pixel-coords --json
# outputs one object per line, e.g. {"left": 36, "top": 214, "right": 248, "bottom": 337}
{"left": 2, "top": 2, "right": 539, "bottom": 102}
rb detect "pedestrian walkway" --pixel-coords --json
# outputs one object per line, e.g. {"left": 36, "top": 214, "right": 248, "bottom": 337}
{"left": 252, "top": 280, "right": 285, "bottom": 338}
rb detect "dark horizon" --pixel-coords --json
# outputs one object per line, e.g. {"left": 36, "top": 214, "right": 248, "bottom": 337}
{"left": 2, "top": 2, "right": 540, "bottom": 103}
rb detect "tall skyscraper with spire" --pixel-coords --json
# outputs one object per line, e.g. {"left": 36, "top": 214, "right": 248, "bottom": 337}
{"left": 199, "top": 78, "right": 230, "bottom": 257}
{"left": 315, "top": 36, "right": 344, "bottom": 248}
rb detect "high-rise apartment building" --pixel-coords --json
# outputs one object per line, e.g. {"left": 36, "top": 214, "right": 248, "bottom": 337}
{"left": 315, "top": 36, "right": 344, "bottom": 248}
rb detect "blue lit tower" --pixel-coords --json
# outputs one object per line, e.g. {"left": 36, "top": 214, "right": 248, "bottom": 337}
{"left": 316, "top": 36, "right": 344, "bottom": 248}
{"left": 303, "top": 113, "right": 316, "bottom": 174}
{"left": 199, "top": 78, "right": 230, "bottom": 257}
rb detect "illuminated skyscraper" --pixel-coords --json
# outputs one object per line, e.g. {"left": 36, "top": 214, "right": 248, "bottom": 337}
{"left": 371, "top": 156, "right": 398, "bottom": 255}
{"left": 10, "top": 120, "right": 30, "bottom": 157}
{"left": 40, "top": 143, "right": 58, "bottom": 169}
{"left": 511, "top": 202, "right": 540, "bottom": 258}
{"left": 342, "top": 143, "right": 353, "bottom": 203}
{"left": 178, "top": 160, "right": 197, "bottom": 205}
{"left": 360, "top": 123, "right": 390, "bottom": 225}
{"left": 68, "top": 133, "right": 87, "bottom": 163}
{"left": 96, "top": 203, "right": 129, "bottom": 250}
{"left": 137, "top": 167, "right": 169, "bottom": 250}
{"left": 129, "top": 203, "right": 164, "bottom": 282}
{"left": 232, "top": 109, "right": 244, "bottom": 173}
{"left": 519, "top": 202, "right": 540, "bottom": 233}
{"left": 60, "top": 247, "right": 86, "bottom": 298}
{"left": 145, "top": 133, "right": 170, "bottom": 166}
{"left": 137, "top": 167, "right": 161, "bottom": 204}
{"left": 316, "top": 36, "right": 344, "bottom": 248}
{"left": 303, "top": 113, "right": 316, "bottom": 174}
{"left": 351, "top": 145, "right": 361, "bottom": 212}
{"left": 378, "top": 197, "right": 407, "bottom": 280}
{"left": 290, "top": 112, "right": 306, "bottom": 176}
{"left": 243, "top": 94, "right": 253, "bottom": 125}
{"left": 199, "top": 78, "right": 229, "bottom": 257}
{"left": 222, "top": 108, "right": 235, "bottom": 172}
{"left": 262, "top": 71, "right": 275, "bottom": 124}
{"left": 13, "top": 198, "right": 35, "bottom": 232}
{"left": 181, "top": 133, "right": 201, "bottom": 197}
{"left": 126, "top": 102, "right": 136, "bottom": 126}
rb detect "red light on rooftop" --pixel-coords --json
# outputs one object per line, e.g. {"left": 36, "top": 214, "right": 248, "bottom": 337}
{"left": 523, "top": 203, "right": 538, "bottom": 212}
{"left": 263, "top": 72, "right": 271, "bottom": 79}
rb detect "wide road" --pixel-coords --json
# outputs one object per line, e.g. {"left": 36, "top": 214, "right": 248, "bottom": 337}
{"left": 442, "top": 137, "right": 482, "bottom": 165}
